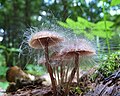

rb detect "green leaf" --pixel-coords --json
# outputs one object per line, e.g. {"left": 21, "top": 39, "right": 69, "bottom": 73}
{"left": 0, "top": 66, "right": 8, "bottom": 77}
{"left": 58, "top": 17, "right": 115, "bottom": 40}
{"left": 77, "top": 16, "right": 88, "bottom": 23}
{"left": 95, "top": 21, "right": 114, "bottom": 29}
{"left": 66, "top": 18, "right": 78, "bottom": 29}
{"left": 75, "top": 22, "right": 86, "bottom": 29}
{"left": 111, "top": 0, "right": 120, "bottom": 6}
{"left": 0, "top": 54, "right": 5, "bottom": 66}
{"left": 8, "top": 48, "right": 21, "bottom": 52}
{"left": 58, "top": 21, "right": 69, "bottom": 28}
{"left": 84, "top": 32, "right": 95, "bottom": 40}
{"left": 73, "top": 30, "right": 85, "bottom": 35}
{"left": 77, "top": 17, "right": 95, "bottom": 27}
{"left": 92, "top": 30, "right": 114, "bottom": 38}
{"left": 93, "top": 21, "right": 114, "bottom": 38}
{"left": 0, "top": 82, "right": 9, "bottom": 90}
{"left": 0, "top": 45, "right": 6, "bottom": 49}
{"left": 26, "top": 64, "right": 45, "bottom": 76}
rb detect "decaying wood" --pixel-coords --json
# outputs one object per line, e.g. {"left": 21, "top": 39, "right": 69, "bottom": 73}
{"left": 86, "top": 69, "right": 120, "bottom": 96}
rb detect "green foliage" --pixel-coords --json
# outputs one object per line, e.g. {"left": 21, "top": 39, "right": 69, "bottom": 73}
{"left": 26, "top": 64, "right": 46, "bottom": 76}
{"left": 95, "top": 21, "right": 114, "bottom": 29}
{"left": 75, "top": 87, "right": 82, "bottom": 94}
{"left": 98, "top": 51, "right": 120, "bottom": 77}
{"left": 58, "top": 17, "right": 114, "bottom": 40}
{"left": 0, "top": 82, "right": 9, "bottom": 90}
{"left": 90, "top": 51, "right": 120, "bottom": 82}
{"left": 58, "top": 17, "right": 95, "bottom": 40}
{"left": 0, "top": 45, "right": 21, "bottom": 53}
{"left": 0, "top": 45, "right": 21, "bottom": 79}
{"left": 0, "top": 46, "right": 8, "bottom": 78}
{"left": 92, "top": 21, "right": 114, "bottom": 38}
{"left": 0, "top": 45, "right": 21, "bottom": 66}
{"left": 71, "top": 86, "right": 82, "bottom": 95}
{"left": 111, "top": 0, "right": 120, "bottom": 6}
{"left": 0, "top": 66, "right": 8, "bottom": 78}
{"left": 0, "top": 54, "right": 5, "bottom": 66}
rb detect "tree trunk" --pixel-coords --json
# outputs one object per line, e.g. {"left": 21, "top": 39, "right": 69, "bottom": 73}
{"left": 24, "top": 0, "right": 31, "bottom": 27}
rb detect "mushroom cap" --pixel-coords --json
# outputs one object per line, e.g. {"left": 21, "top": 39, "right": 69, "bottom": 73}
{"left": 29, "top": 31, "right": 63, "bottom": 49}
{"left": 58, "top": 39, "right": 96, "bottom": 59}
{"left": 59, "top": 50, "right": 95, "bottom": 59}
{"left": 38, "top": 56, "right": 46, "bottom": 64}
{"left": 38, "top": 54, "right": 61, "bottom": 67}
{"left": 38, "top": 52, "right": 61, "bottom": 64}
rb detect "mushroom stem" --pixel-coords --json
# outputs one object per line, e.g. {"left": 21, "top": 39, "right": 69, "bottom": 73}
{"left": 53, "top": 67, "right": 56, "bottom": 78}
{"left": 60, "top": 61, "right": 64, "bottom": 85}
{"left": 77, "top": 65, "right": 79, "bottom": 83}
{"left": 56, "top": 66, "right": 60, "bottom": 85}
{"left": 44, "top": 40, "right": 57, "bottom": 95}
{"left": 65, "top": 64, "right": 69, "bottom": 82}
{"left": 64, "top": 53, "right": 79, "bottom": 96}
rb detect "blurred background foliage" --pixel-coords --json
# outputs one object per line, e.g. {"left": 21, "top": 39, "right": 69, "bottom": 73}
{"left": 0, "top": 0, "right": 120, "bottom": 89}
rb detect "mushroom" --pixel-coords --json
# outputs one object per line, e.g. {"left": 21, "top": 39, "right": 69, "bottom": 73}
{"left": 38, "top": 53, "right": 61, "bottom": 84}
{"left": 57, "top": 39, "right": 96, "bottom": 95}
{"left": 50, "top": 52, "right": 74, "bottom": 85}
{"left": 28, "top": 31, "right": 63, "bottom": 95}
{"left": 38, "top": 52, "right": 68, "bottom": 85}
{"left": 29, "top": 31, "right": 63, "bottom": 49}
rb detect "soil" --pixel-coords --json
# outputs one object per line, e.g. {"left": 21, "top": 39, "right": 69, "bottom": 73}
{"left": 4, "top": 69, "right": 120, "bottom": 96}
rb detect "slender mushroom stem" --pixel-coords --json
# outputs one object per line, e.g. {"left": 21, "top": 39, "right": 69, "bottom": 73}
{"left": 65, "top": 64, "right": 69, "bottom": 82}
{"left": 65, "top": 60, "right": 71, "bottom": 83}
{"left": 56, "top": 66, "right": 60, "bottom": 85}
{"left": 60, "top": 61, "right": 64, "bottom": 85}
{"left": 53, "top": 67, "right": 56, "bottom": 78}
{"left": 64, "top": 53, "right": 79, "bottom": 96}
{"left": 77, "top": 64, "right": 79, "bottom": 83}
{"left": 63, "top": 63, "right": 66, "bottom": 83}
{"left": 44, "top": 39, "right": 57, "bottom": 95}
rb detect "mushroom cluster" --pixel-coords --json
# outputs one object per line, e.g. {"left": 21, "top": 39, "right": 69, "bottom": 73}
{"left": 28, "top": 30, "right": 96, "bottom": 96}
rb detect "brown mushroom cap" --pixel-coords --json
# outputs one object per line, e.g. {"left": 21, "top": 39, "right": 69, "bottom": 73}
{"left": 29, "top": 31, "right": 63, "bottom": 49}
{"left": 59, "top": 50, "right": 94, "bottom": 59}
{"left": 58, "top": 39, "right": 96, "bottom": 59}
{"left": 38, "top": 53, "right": 62, "bottom": 67}
{"left": 50, "top": 52, "right": 73, "bottom": 61}
{"left": 38, "top": 56, "right": 46, "bottom": 64}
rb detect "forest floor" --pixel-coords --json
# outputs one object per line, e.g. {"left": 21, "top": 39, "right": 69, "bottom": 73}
{"left": 2, "top": 69, "right": 120, "bottom": 96}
